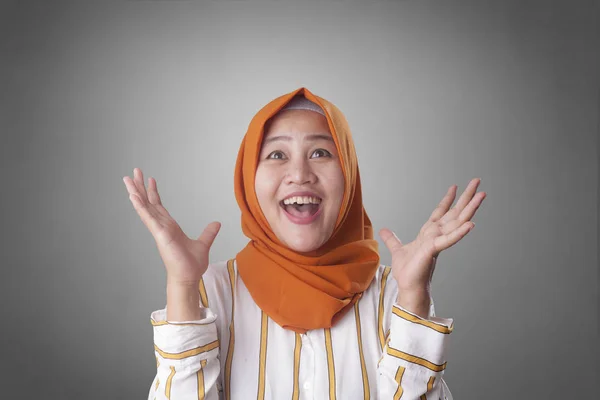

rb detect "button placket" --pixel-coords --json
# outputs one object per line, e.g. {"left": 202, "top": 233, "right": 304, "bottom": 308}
{"left": 300, "top": 333, "right": 315, "bottom": 399}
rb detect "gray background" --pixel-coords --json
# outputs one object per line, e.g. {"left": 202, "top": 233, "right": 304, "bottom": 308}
{"left": 1, "top": 1, "right": 598, "bottom": 399}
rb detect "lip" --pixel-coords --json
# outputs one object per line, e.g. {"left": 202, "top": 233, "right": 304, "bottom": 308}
{"left": 280, "top": 191, "right": 323, "bottom": 202}
{"left": 279, "top": 191, "right": 323, "bottom": 225}
{"left": 281, "top": 204, "right": 323, "bottom": 225}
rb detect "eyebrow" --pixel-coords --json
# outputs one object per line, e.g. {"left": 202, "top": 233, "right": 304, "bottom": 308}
{"left": 262, "top": 134, "right": 334, "bottom": 145}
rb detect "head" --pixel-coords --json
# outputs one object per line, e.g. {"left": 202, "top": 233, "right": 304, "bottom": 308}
{"left": 235, "top": 88, "right": 379, "bottom": 332}
{"left": 255, "top": 108, "right": 345, "bottom": 253}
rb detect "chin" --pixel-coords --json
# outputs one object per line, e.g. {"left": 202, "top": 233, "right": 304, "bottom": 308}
{"left": 283, "top": 236, "right": 324, "bottom": 253}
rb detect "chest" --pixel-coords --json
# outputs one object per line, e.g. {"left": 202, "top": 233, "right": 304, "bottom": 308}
{"left": 222, "top": 283, "right": 384, "bottom": 400}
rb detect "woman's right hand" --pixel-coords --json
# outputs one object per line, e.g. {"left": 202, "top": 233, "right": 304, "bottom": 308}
{"left": 123, "top": 168, "right": 221, "bottom": 288}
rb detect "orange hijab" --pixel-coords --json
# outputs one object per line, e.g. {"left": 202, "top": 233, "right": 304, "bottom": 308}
{"left": 234, "top": 87, "right": 380, "bottom": 333}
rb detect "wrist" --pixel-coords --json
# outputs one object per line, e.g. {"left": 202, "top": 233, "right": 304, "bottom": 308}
{"left": 166, "top": 283, "right": 202, "bottom": 321}
{"left": 396, "top": 290, "right": 431, "bottom": 319}
{"left": 166, "top": 275, "right": 200, "bottom": 289}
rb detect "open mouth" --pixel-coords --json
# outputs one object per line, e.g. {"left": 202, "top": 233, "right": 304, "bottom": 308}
{"left": 279, "top": 195, "right": 322, "bottom": 223}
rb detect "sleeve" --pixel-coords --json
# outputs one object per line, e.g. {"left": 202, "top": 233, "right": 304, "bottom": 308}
{"left": 146, "top": 306, "right": 222, "bottom": 400}
{"left": 376, "top": 270, "right": 454, "bottom": 400}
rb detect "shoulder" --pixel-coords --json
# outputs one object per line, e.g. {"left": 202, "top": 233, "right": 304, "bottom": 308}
{"left": 361, "top": 263, "right": 398, "bottom": 305}
{"left": 371, "top": 263, "right": 398, "bottom": 294}
{"left": 202, "top": 259, "right": 235, "bottom": 284}
{"left": 198, "top": 259, "right": 237, "bottom": 309}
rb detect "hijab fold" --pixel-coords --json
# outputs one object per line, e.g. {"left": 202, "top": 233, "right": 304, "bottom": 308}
{"left": 234, "top": 87, "right": 380, "bottom": 333}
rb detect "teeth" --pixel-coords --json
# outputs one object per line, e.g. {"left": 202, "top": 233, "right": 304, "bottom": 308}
{"left": 283, "top": 196, "right": 322, "bottom": 205}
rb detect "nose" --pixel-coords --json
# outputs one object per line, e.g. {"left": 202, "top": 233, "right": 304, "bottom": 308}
{"left": 285, "top": 156, "right": 317, "bottom": 185}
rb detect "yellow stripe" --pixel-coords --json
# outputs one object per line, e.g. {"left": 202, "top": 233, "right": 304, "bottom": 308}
{"left": 378, "top": 266, "right": 392, "bottom": 351}
{"left": 325, "top": 328, "right": 336, "bottom": 400}
{"left": 155, "top": 357, "right": 160, "bottom": 390}
{"left": 154, "top": 340, "right": 219, "bottom": 360}
{"left": 387, "top": 346, "right": 447, "bottom": 372}
{"left": 392, "top": 306, "right": 453, "bottom": 334}
{"left": 224, "top": 259, "right": 236, "bottom": 400}
{"left": 197, "top": 368, "right": 204, "bottom": 400}
{"left": 257, "top": 311, "right": 269, "bottom": 400}
{"left": 393, "top": 366, "right": 405, "bottom": 400}
{"left": 166, "top": 366, "right": 175, "bottom": 399}
{"left": 419, "top": 376, "right": 436, "bottom": 400}
{"left": 198, "top": 359, "right": 208, "bottom": 400}
{"left": 151, "top": 319, "right": 212, "bottom": 327}
{"left": 377, "top": 333, "right": 391, "bottom": 369}
{"left": 199, "top": 278, "right": 209, "bottom": 308}
{"left": 292, "top": 333, "right": 302, "bottom": 400}
{"left": 427, "top": 376, "right": 435, "bottom": 390}
{"left": 354, "top": 302, "right": 370, "bottom": 399}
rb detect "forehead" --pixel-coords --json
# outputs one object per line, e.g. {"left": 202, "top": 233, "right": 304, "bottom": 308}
{"left": 263, "top": 109, "right": 331, "bottom": 138}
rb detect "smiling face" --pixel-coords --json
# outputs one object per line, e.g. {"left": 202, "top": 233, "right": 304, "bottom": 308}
{"left": 255, "top": 109, "right": 345, "bottom": 254}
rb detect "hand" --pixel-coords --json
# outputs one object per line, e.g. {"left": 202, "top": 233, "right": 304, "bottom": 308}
{"left": 379, "top": 178, "right": 486, "bottom": 314}
{"left": 123, "top": 168, "right": 221, "bottom": 288}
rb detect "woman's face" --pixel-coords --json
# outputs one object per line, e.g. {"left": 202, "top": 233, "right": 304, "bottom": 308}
{"left": 255, "top": 109, "right": 345, "bottom": 253}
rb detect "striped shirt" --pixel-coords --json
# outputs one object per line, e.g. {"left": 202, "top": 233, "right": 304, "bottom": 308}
{"left": 148, "top": 259, "right": 454, "bottom": 400}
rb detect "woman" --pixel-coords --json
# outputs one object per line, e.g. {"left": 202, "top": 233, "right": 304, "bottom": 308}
{"left": 123, "top": 87, "right": 486, "bottom": 399}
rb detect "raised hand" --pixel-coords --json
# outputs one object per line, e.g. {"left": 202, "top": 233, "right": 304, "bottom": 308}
{"left": 123, "top": 168, "right": 221, "bottom": 287}
{"left": 379, "top": 178, "right": 486, "bottom": 317}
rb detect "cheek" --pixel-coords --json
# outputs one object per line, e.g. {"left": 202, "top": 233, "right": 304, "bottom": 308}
{"left": 254, "top": 167, "right": 279, "bottom": 208}
{"left": 322, "top": 165, "right": 345, "bottom": 208}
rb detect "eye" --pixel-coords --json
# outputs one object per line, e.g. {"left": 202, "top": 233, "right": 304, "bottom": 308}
{"left": 311, "top": 149, "right": 332, "bottom": 158}
{"left": 266, "top": 150, "right": 286, "bottom": 160}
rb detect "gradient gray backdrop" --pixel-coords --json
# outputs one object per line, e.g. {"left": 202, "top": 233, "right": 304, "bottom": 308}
{"left": 2, "top": 1, "right": 598, "bottom": 399}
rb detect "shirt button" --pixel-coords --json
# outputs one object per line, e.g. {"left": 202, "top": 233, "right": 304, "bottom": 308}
{"left": 303, "top": 382, "right": 311, "bottom": 390}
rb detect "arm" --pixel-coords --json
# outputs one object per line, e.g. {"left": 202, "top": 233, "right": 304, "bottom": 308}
{"left": 376, "top": 179, "right": 485, "bottom": 398}
{"left": 123, "top": 168, "right": 226, "bottom": 398}
{"left": 374, "top": 267, "right": 454, "bottom": 400}
{"left": 147, "top": 282, "right": 223, "bottom": 400}
{"left": 377, "top": 299, "right": 454, "bottom": 400}
{"left": 147, "top": 260, "right": 234, "bottom": 399}
{"left": 147, "top": 303, "right": 221, "bottom": 400}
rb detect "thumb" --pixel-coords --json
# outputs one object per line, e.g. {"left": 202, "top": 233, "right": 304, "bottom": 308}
{"left": 197, "top": 221, "right": 222, "bottom": 249}
{"left": 378, "top": 228, "right": 403, "bottom": 253}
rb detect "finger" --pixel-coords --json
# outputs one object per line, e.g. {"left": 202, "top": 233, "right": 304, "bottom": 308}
{"left": 457, "top": 191, "right": 486, "bottom": 224}
{"left": 133, "top": 168, "right": 150, "bottom": 203}
{"left": 197, "top": 221, "right": 222, "bottom": 249}
{"left": 434, "top": 221, "right": 474, "bottom": 253}
{"left": 439, "top": 191, "right": 485, "bottom": 235}
{"left": 447, "top": 178, "right": 480, "bottom": 216}
{"left": 147, "top": 176, "right": 163, "bottom": 206}
{"left": 123, "top": 176, "right": 142, "bottom": 198}
{"left": 128, "top": 192, "right": 162, "bottom": 235}
{"left": 429, "top": 185, "right": 457, "bottom": 222}
{"left": 146, "top": 177, "right": 173, "bottom": 219}
{"left": 439, "top": 218, "right": 461, "bottom": 236}
{"left": 378, "top": 228, "right": 403, "bottom": 253}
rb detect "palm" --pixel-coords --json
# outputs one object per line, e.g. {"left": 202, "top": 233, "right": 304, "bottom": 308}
{"left": 380, "top": 178, "right": 486, "bottom": 293}
{"left": 388, "top": 239, "right": 437, "bottom": 292}
{"left": 123, "top": 168, "right": 221, "bottom": 286}
{"left": 154, "top": 217, "right": 213, "bottom": 284}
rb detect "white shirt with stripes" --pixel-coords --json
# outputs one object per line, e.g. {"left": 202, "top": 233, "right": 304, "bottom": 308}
{"left": 148, "top": 259, "right": 455, "bottom": 400}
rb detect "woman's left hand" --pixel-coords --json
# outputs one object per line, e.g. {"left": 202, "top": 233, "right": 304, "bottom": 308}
{"left": 379, "top": 178, "right": 486, "bottom": 317}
